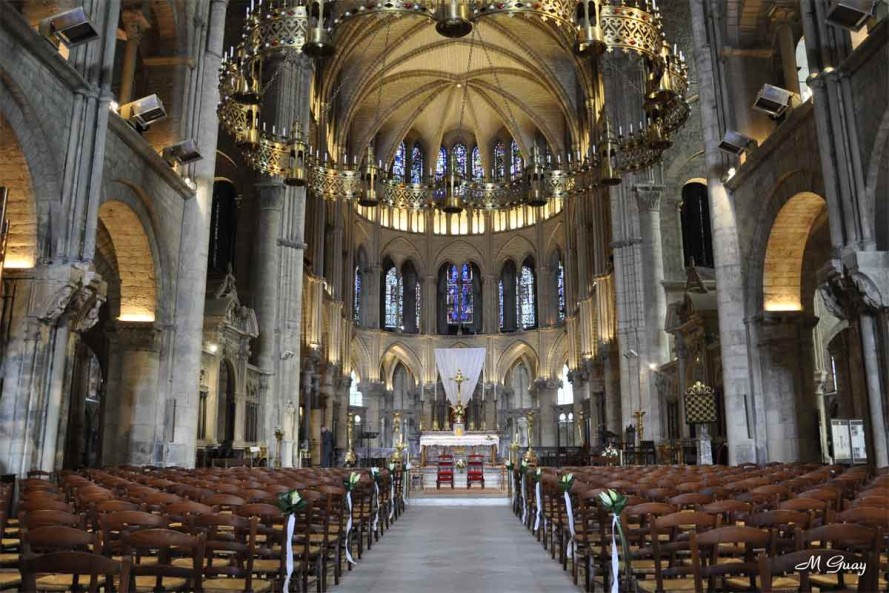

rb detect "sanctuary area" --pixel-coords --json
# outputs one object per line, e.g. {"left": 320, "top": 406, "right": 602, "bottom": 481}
{"left": 0, "top": 0, "right": 887, "bottom": 591}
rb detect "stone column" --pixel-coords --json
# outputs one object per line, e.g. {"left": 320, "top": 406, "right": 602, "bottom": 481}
{"left": 335, "top": 373, "right": 351, "bottom": 453}
{"left": 164, "top": 0, "right": 229, "bottom": 467}
{"left": 635, "top": 184, "right": 667, "bottom": 441}
{"left": 750, "top": 312, "right": 820, "bottom": 462}
{"left": 484, "top": 273, "right": 498, "bottom": 334}
{"left": 535, "top": 379, "right": 558, "bottom": 448}
{"left": 118, "top": 7, "right": 150, "bottom": 105}
{"left": 111, "top": 322, "right": 162, "bottom": 465}
{"left": 600, "top": 344, "right": 621, "bottom": 435}
{"left": 690, "top": 0, "right": 758, "bottom": 464}
{"left": 328, "top": 201, "right": 345, "bottom": 301}
{"left": 772, "top": 6, "right": 800, "bottom": 96}
{"left": 251, "top": 52, "right": 313, "bottom": 463}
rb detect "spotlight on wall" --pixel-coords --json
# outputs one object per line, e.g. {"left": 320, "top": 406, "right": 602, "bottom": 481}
{"left": 718, "top": 130, "right": 758, "bottom": 156}
{"left": 623, "top": 349, "right": 639, "bottom": 360}
{"left": 162, "top": 139, "right": 202, "bottom": 165}
{"left": 825, "top": 0, "right": 876, "bottom": 31}
{"left": 752, "top": 84, "right": 795, "bottom": 118}
{"left": 119, "top": 94, "right": 167, "bottom": 130}
{"left": 39, "top": 8, "right": 100, "bottom": 48}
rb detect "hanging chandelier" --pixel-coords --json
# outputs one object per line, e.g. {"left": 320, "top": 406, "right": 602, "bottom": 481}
{"left": 218, "top": 0, "right": 689, "bottom": 212}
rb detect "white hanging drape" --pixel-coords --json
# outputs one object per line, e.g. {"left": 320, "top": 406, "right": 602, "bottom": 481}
{"left": 434, "top": 348, "right": 486, "bottom": 404}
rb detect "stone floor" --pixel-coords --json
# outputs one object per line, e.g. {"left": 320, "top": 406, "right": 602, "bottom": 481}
{"left": 336, "top": 504, "right": 580, "bottom": 593}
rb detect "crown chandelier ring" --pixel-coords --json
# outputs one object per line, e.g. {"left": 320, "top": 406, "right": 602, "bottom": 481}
{"left": 218, "top": 0, "right": 689, "bottom": 213}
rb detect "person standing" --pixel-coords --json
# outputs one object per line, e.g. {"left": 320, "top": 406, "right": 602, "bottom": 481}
{"left": 320, "top": 425, "right": 335, "bottom": 467}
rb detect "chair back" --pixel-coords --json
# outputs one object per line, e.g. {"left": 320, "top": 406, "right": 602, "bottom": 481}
{"left": 21, "top": 551, "right": 130, "bottom": 593}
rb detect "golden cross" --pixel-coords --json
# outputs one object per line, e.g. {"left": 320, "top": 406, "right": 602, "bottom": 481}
{"left": 451, "top": 369, "right": 467, "bottom": 403}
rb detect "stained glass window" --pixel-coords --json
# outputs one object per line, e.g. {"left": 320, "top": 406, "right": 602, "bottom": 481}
{"left": 518, "top": 264, "right": 536, "bottom": 328}
{"left": 471, "top": 145, "right": 483, "bottom": 179}
{"left": 353, "top": 266, "right": 361, "bottom": 323}
{"left": 493, "top": 140, "right": 506, "bottom": 180}
{"left": 510, "top": 139, "right": 523, "bottom": 177}
{"left": 384, "top": 266, "right": 402, "bottom": 328}
{"left": 452, "top": 143, "right": 467, "bottom": 177}
{"left": 498, "top": 279, "right": 504, "bottom": 329}
{"left": 410, "top": 142, "right": 424, "bottom": 184}
{"left": 446, "top": 263, "right": 474, "bottom": 325}
{"left": 435, "top": 145, "right": 447, "bottom": 181}
{"left": 392, "top": 141, "right": 406, "bottom": 181}
{"left": 557, "top": 259, "right": 566, "bottom": 320}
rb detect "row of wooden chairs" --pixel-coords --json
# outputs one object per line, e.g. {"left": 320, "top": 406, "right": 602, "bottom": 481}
{"left": 2, "top": 465, "right": 408, "bottom": 592}
{"left": 512, "top": 463, "right": 886, "bottom": 592}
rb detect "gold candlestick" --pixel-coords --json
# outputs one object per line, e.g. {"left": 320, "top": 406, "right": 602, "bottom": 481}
{"left": 344, "top": 412, "right": 357, "bottom": 466}
{"left": 633, "top": 409, "right": 646, "bottom": 444}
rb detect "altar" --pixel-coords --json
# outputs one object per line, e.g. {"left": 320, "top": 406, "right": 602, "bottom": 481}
{"left": 419, "top": 431, "right": 499, "bottom": 465}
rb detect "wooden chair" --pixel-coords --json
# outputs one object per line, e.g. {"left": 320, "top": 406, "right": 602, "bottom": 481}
{"left": 798, "top": 523, "right": 884, "bottom": 591}
{"left": 746, "top": 509, "right": 810, "bottom": 555}
{"left": 19, "top": 509, "right": 83, "bottom": 530}
{"left": 236, "top": 503, "right": 285, "bottom": 587}
{"left": 436, "top": 455, "right": 454, "bottom": 489}
{"left": 689, "top": 525, "right": 771, "bottom": 592}
{"left": 466, "top": 455, "right": 485, "bottom": 489}
{"left": 21, "top": 525, "right": 100, "bottom": 592}
{"left": 638, "top": 511, "right": 717, "bottom": 593}
{"left": 21, "top": 551, "right": 130, "bottom": 593}
{"left": 193, "top": 513, "right": 270, "bottom": 593}
{"left": 122, "top": 528, "right": 205, "bottom": 592}
{"left": 757, "top": 548, "right": 878, "bottom": 593}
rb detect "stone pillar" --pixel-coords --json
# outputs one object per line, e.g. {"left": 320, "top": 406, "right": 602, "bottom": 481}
{"left": 600, "top": 345, "right": 621, "bottom": 436}
{"left": 253, "top": 183, "right": 283, "bottom": 439}
{"left": 751, "top": 312, "right": 820, "bottom": 462}
{"left": 111, "top": 322, "right": 162, "bottom": 465}
{"left": 635, "top": 184, "right": 667, "bottom": 441}
{"left": 535, "top": 379, "right": 558, "bottom": 448}
{"left": 335, "top": 373, "right": 351, "bottom": 452}
{"left": 329, "top": 201, "right": 345, "bottom": 301}
{"left": 251, "top": 52, "right": 313, "bottom": 462}
{"left": 118, "top": 7, "right": 149, "bottom": 105}
{"left": 164, "top": 0, "right": 229, "bottom": 467}
{"left": 772, "top": 7, "right": 800, "bottom": 96}
{"left": 484, "top": 273, "right": 498, "bottom": 334}
{"left": 690, "top": 0, "right": 758, "bottom": 464}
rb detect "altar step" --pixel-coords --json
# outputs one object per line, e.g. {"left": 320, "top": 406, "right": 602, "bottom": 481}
{"left": 409, "top": 496, "right": 509, "bottom": 507}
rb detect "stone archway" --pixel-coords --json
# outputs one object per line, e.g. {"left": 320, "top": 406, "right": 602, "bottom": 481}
{"left": 762, "top": 192, "right": 827, "bottom": 312}
{"left": 97, "top": 201, "right": 157, "bottom": 322}
{"left": 0, "top": 112, "right": 38, "bottom": 269}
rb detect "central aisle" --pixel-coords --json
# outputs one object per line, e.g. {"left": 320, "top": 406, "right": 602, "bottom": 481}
{"left": 335, "top": 504, "right": 579, "bottom": 593}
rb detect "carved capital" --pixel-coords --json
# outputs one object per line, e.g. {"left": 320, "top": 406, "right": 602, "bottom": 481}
{"left": 634, "top": 184, "right": 665, "bottom": 212}
{"left": 67, "top": 275, "right": 108, "bottom": 332}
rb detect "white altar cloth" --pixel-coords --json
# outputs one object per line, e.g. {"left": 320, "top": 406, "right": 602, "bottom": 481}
{"left": 419, "top": 433, "right": 499, "bottom": 451}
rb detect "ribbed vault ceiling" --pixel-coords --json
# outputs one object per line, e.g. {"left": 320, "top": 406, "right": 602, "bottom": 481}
{"left": 323, "top": 14, "right": 586, "bottom": 166}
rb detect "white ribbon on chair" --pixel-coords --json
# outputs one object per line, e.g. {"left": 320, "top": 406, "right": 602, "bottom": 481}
{"left": 564, "top": 491, "right": 576, "bottom": 559}
{"left": 372, "top": 480, "right": 380, "bottom": 534}
{"left": 521, "top": 474, "right": 528, "bottom": 525}
{"left": 402, "top": 469, "right": 409, "bottom": 507}
{"left": 388, "top": 478, "right": 395, "bottom": 520}
{"left": 282, "top": 513, "right": 296, "bottom": 592}
{"left": 344, "top": 491, "right": 356, "bottom": 565}
{"left": 534, "top": 480, "right": 542, "bottom": 532}
{"left": 609, "top": 514, "right": 620, "bottom": 593}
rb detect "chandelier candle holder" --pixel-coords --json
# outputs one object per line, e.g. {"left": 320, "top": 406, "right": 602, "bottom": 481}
{"left": 218, "top": 0, "right": 690, "bottom": 211}
{"left": 344, "top": 412, "right": 357, "bottom": 466}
